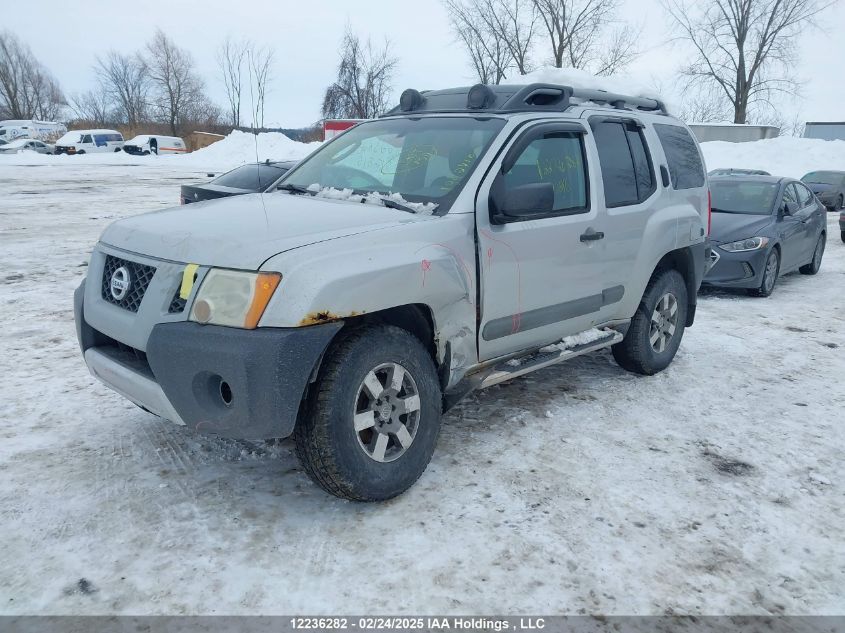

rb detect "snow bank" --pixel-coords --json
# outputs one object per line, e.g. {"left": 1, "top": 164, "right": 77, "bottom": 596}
{"left": 0, "top": 130, "right": 319, "bottom": 171}
{"left": 184, "top": 130, "right": 317, "bottom": 168}
{"left": 700, "top": 136, "right": 845, "bottom": 179}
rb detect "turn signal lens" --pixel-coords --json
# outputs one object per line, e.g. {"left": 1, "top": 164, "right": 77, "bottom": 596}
{"left": 244, "top": 273, "right": 282, "bottom": 329}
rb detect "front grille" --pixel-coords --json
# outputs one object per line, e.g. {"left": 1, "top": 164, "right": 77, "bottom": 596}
{"left": 101, "top": 255, "right": 156, "bottom": 312}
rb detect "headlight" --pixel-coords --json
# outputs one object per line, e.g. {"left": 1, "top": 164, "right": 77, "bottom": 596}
{"left": 190, "top": 269, "right": 281, "bottom": 329}
{"left": 719, "top": 237, "right": 769, "bottom": 252}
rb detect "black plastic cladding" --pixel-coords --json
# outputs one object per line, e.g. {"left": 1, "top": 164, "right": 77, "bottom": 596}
{"left": 382, "top": 83, "right": 668, "bottom": 117}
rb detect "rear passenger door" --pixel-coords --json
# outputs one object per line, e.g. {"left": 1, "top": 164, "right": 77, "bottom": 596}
{"left": 587, "top": 116, "right": 658, "bottom": 321}
{"left": 793, "top": 181, "right": 823, "bottom": 258}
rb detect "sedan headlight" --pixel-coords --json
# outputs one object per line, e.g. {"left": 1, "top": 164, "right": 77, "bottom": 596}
{"left": 719, "top": 237, "right": 769, "bottom": 252}
{"left": 191, "top": 269, "right": 281, "bottom": 329}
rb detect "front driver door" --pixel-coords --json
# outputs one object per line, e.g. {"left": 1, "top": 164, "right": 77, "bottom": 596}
{"left": 476, "top": 121, "right": 607, "bottom": 361}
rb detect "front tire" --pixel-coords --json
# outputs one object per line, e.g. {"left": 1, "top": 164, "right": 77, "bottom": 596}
{"left": 800, "top": 234, "right": 825, "bottom": 275}
{"left": 294, "top": 325, "right": 442, "bottom": 501}
{"left": 612, "top": 269, "right": 688, "bottom": 375}
{"left": 748, "top": 248, "right": 780, "bottom": 297}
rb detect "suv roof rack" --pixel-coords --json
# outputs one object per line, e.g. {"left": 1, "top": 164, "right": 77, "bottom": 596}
{"left": 383, "top": 83, "right": 668, "bottom": 117}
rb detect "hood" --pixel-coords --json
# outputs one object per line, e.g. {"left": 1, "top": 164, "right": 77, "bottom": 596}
{"left": 709, "top": 212, "right": 774, "bottom": 244}
{"left": 100, "top": 193, "right": 428, "bottom": 269}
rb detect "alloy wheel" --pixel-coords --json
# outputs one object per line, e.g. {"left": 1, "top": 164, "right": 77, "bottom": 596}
{"left": 649, "top": 292, "right": 678, "bottom": 353}
{"left": 353, "top": 362, "right": 421, "bottom": 463}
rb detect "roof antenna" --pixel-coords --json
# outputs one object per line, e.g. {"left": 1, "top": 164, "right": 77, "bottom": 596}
{"left": 246, "top": 45, "right": 269, "bottom": 230}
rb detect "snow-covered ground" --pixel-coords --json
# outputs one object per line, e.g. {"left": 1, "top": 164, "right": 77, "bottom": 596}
{"left": 1, "top": 148, "right": 844, "bottom": 616}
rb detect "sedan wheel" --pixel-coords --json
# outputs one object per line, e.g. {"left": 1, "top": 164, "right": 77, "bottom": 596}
{"left": 800, "top": 234, "right": 825, "bottom": 275}
{"left": 750, "top": 249, "right": 779, "bottom": 297}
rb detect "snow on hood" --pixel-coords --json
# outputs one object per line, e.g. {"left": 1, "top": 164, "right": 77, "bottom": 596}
{"left": 99, "top": 192, "right": 427, "bottom": 270}
{"left": 56, "top": 132, "right": 81, "bottom": 145}
{"left": 125, "top": 135, "right": 150, "bottom": 146}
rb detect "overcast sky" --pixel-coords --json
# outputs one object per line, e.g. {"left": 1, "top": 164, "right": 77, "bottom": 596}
{"left": 9, "top": 0, "right": 845, "bottom": 128}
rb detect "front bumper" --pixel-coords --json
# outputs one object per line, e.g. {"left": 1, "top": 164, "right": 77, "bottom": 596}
{"left": 702, "top": 243, "right": 769, "bottom": 289}
{"left": 75, "top": 280, "right": 342, "bottom": 439}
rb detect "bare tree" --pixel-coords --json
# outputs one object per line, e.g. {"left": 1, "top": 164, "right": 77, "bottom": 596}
{"left": 248, "top": 45, "right": 274, "bottom": 128}
{"left": 664, "top": 0, "right": 831, "bottom": 123}
{"left": 144, "top": 29, "right": 209, "bottom": 135}
{"left": 531, "top": 0, "right": 638, "bottom": 74}
{"left": 444, "top": 0, "right": 514, "bottom": 83}
{"left": 69, "top": 88, "right": 112, "bottom": 125}
{"left": 217, "top": 37, "right": 248, "bottom": 127}
{"left": 321, "top": 30, "right": 398, "bottom": 119}
{"left": 0, "top": 31, "right": 65, "bottom": 120}
{"left": 95, "top": 51, "right": 147, "bottom": 126}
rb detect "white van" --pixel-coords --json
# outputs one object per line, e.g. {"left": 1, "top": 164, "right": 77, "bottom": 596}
{"left": 122, "top": 134, "right": 187, "bottom": 155}
{"left": 55, "top": 129, "right": 124, "bottom": 155}
{"left": 0, "top": 120, "right": 67, "bottom": 142}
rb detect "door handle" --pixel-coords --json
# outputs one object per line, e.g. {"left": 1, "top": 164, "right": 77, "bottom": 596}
{"left": 580, "top": 229, "right": 605, "bottom": 242}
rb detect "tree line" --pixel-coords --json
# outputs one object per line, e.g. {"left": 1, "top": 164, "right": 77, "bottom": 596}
{"left": 0, "top": 0, "right": 837, "bottom": 135}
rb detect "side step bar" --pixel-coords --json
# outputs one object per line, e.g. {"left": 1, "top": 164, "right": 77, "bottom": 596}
{"left": 477, "top": 329, "right": 623, "bottom": 389}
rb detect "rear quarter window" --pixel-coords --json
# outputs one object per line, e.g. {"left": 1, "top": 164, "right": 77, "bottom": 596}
{"left": 654, "top": 124, "right": 705, "bottom": 190}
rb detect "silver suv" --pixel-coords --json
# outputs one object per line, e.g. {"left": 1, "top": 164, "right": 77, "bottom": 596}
{"left": 75, "top": 83, "right": 709, "bottom": 500}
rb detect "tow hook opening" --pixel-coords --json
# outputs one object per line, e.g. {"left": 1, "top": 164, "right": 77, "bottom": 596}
{"left": 219, "top": 380, "right": 233, "bottom": 406}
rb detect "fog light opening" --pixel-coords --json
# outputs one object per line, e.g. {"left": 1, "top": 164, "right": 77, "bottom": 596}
{"left": 219, "top": 380, "right": 233, "bottom": 406}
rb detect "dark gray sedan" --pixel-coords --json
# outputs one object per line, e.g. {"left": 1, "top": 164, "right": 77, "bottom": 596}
{"left": 801, "top": 170, "right": 845, "bottom": 211}
{"left": 704, "top": 176, "right": 826, "bottom": 296}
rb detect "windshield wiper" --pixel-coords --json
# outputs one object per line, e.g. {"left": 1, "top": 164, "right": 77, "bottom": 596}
{"left": 277, "top": 183, "right": 312, "bottom": 195}
{"left": 370, "top": 193, "right": 438, "bottom": 214}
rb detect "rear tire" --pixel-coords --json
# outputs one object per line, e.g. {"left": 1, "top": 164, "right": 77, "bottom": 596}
{"left": 840, "top": 230, "right": 845, "bottom": 244}
{"left": 294, "top": 325, "right": 441, "bottom": 501}
{"left": 800, "top": 234, "right": 825, "bottom": 275}
{"left": 748, "top": 248, "right": 779, "bottom": 297}
{"left": 835, "top": 195, "right": 843, "bottom": 211}
{"left": 612, "top": 269, "right": 688, "bottom": 375}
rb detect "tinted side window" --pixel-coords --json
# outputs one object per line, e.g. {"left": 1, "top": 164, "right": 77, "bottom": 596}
{"left": 81, "top": 134, "right": 92, "bottom": 144}
{"left": 591, "top": 120, "right": 654, "bottom": 206}
{"left": 502, "top": 131, "right": 588, "bottom": 213}
{"left": 626, "top": 124, "right": 655, "bottom": 199}
{"left": 592, "top": 121, "right": 637, "bottom": 206}
{"left": 782, "top": 184, "right": 797, "bottom": 206}
{"left": 795, "top": 183, "right": 813, "bottom": 207}
{"left": 654, "top": 124, "right": 705, "bottom": 190}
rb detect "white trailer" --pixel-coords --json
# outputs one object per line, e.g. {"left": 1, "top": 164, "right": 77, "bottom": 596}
{"left": 0, "top": 120, "right": 67, "bottom": 142}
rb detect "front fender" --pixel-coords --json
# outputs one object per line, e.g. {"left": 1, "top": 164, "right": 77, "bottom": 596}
{"left": 258, "top": 214, "right": 479, "bottom": 388}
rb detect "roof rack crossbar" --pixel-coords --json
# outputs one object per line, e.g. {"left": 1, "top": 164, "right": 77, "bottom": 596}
{"left": 569, "top": 88, "right": 667, "bottom": 114}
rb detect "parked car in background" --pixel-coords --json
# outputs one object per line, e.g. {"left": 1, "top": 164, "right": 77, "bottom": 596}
{"left": 839, "top": 210, "right": 845, "bottom": 243}
{"left": 0, "top": 138, "right": 55, "bottom": 154}
{"left": 123, "top": 135, "right": 187, "bottom": 156}
{"left": 800, "top": 170, "right": 845, "bottom": 210}
{"left": 708, "top": 168, "right": 770, "bottom": 177}
{"left": 180, "top": 160, "right": 297, "bottom": 204}
{"left": 705, "top": 176, "right": 826, "bottom": 296}
{"left": 55, "top": 130, "right": 124, "bottom": 155}
{"left": 76, "top": 82, "right": 709, "bottom": 501}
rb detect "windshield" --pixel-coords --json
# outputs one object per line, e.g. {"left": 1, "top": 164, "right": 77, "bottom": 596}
{"left": 280, "top": 117, "right": 506, "bottom": 211}
{"left": 57, "top": 133, "right": 82, "bottom": 145}
{"left": 710, "top": 180, "right": 779, "bottom": 215}
{"left": 801, "top": 171, "right": 844, "bottom": 186}
{"left": 213, "top": 163, "right": 289, "bottom": 190}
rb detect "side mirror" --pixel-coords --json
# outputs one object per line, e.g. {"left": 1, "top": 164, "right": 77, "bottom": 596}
{"left": 491, "top": 182, "right": 555, "bottom": 221}
{"left": 781, "top": 201, "right": 799, "bottom": 216}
